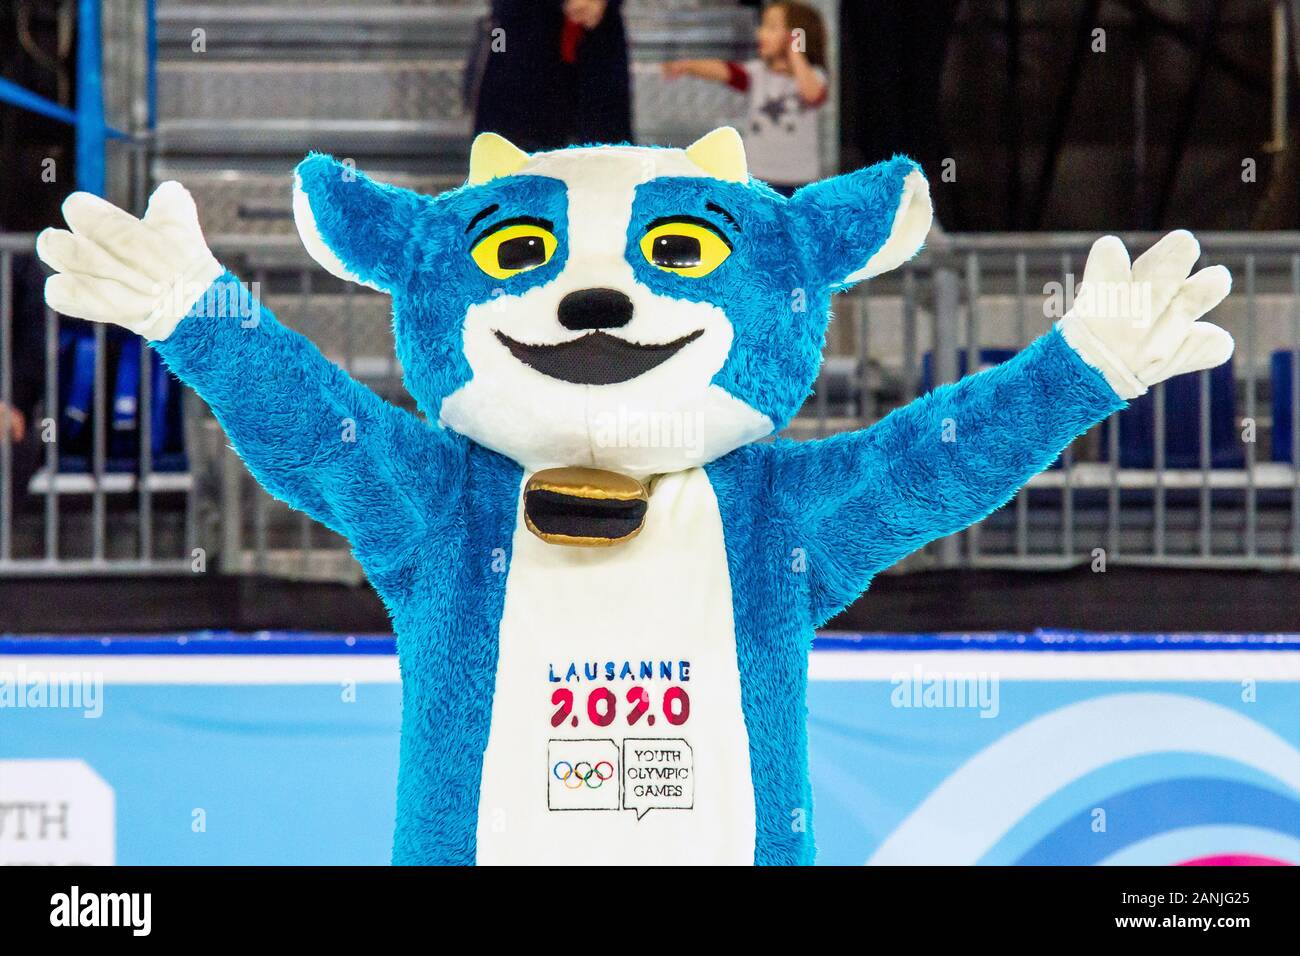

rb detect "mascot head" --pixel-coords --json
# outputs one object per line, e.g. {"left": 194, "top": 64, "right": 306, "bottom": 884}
{"left": 292, "top": 127, "right": 930, "bottom": 478}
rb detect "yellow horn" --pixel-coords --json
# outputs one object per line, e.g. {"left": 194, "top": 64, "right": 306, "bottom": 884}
{"left": 684, "top": 127, "right": 748, "bottom": 183}
{"left": 467, "top": 132, "right": 530, "bottom": 185}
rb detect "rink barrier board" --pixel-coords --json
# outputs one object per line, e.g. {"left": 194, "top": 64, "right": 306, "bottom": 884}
{"left": 4, "top": 629, "right": 1300, "bottom": 655}
{"left": 2, "top": 631, "right": 1298, "bottom": 865}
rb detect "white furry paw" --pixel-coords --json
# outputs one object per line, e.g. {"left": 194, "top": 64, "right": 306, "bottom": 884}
{"left": 1058, "top": 230, "right": 1234, "bottom": 400}
{"left": 36, "top": 181, "right": 223, "bottom": 341}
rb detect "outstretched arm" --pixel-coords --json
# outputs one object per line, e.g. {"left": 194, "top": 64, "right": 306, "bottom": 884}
{"left": 153, "top": 273, "right": 449, "bottom": 556}
{"left": 776, "top": 231, "right": 1233, "bottom": 625}
{"left": 37, "top": 183, "right": 453, "bottom": 556}
{"left": 662, "top": 59, "right": 735, "bottom": 84}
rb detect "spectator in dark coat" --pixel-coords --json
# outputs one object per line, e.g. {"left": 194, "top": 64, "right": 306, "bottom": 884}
{"left": 472, "top": 0, "right": 633, "bottom": 152}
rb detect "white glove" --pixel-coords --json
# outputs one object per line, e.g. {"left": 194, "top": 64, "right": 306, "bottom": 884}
{"left": 1057, "top": 230, "right": 1233, "bottom": 400}
{"left": 36, "top": 182, "right": 223, "bottom": 342}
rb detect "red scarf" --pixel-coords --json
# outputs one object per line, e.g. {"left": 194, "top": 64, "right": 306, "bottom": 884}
{"left": 560, "top": 17, "right": 585, "bottom": 65}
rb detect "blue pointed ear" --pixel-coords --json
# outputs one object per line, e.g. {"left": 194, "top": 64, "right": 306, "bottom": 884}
{"left": 292, "top": 153, "right": 429, "bottom": 293}
{"left": 789, "top": 156, "right": 931, "bottom": 290}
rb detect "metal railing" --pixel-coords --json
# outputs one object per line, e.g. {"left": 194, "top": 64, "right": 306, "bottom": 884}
{"left": 2, "top": 230, "right": 1299, "bottom": 580}
{"left": 834, "top": 231, "right": 1300, "bottom": 570}
{"left": 0, "top": 233, "right": 199, "bottom": 576}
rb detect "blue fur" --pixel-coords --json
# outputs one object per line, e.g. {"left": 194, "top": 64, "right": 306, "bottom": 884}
{"left": 295, "top": 153, "right": 428, "bottom": 293}
{"left": 297, "top": 153, "right": 570, "bottom": 419}
{"left": 154, "top": 278, "right": 524, "bottom": 863}
{"left": 389, "top": 441, "right": 521, "bottom": 865}
{"left": 708, "top": 328, "right": 1123, "bottom": 864}
{"left": 778, "top": 328, "right": 1124, "bottom": 626}
{"left": 152, "top": 274, "right": 453, "bottom": 558}
{"left": 150, "top": 146, "right": 1127, "bottom": 864}
{"left": 788, "top": 155, "right": 920, "bottom": 292}
{"left": 624, "top": 156, "right": 918, "bottom": 429}
{"left": 628, "top": 177, "right": 826, "bottom": 428}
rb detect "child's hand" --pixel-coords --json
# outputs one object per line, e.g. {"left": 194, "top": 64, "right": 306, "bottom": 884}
{"left": 662, "top": 61, "right": 689, "bottom": 80}
{"left": 784, "top": 38, "right": 825, "bottom": 103}
{"left": 563, "top": 0, "right": 606, "bottom": 30}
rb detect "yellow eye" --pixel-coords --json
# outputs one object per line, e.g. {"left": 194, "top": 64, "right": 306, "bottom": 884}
{"left": 640, "top": 220, "right": 732, "bottom": 278}
{"left": 471, "top": 222, "right": 558, "bottom": 279}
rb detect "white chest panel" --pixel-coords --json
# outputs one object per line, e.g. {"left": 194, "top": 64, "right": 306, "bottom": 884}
{"left": 475, "top": 468, "right": 757, "bottom": 864}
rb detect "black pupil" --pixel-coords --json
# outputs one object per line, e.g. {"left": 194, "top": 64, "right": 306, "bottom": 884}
{"left": 498, "top": 235, "right": 545, "bottom": 270}
{"left": 653, "top": 235, "right": 701, "bottom": 268}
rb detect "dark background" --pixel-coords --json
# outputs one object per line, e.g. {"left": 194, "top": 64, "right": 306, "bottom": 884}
{"left": 4, "top": 1, "right": 1296, "bottom": 233}
{"left": 2, "top": 1, "right": 1297, "bottom": 633}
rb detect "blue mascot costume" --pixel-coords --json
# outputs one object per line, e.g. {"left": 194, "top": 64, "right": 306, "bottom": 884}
{"left": 37, "top": 127, "right": 1234, "bottom": 864}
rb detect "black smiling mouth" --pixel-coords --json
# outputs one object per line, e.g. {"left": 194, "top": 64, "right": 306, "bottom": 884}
{"left": 493, "top": 329, "right": 705, "bottom": 385}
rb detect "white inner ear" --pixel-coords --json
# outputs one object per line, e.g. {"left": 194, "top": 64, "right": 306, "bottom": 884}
{"left": 847, "top": 169, "right": 933, "bottom": 284}
{"left": 292, "top": 172, "right": 384, "bottom": 292}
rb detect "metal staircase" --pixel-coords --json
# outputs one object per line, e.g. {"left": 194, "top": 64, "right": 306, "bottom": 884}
{"left": 152, "top": 0, "right": 758, "bottom": 238}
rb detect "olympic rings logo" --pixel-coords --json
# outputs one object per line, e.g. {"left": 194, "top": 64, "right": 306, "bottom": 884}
{"left": 553, "top": 760, "right": 615, "bottom": 789}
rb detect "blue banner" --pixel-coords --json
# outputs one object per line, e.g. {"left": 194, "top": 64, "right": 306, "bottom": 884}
{"left": 2, "top": 632, "right": 1297, "bottom": 865}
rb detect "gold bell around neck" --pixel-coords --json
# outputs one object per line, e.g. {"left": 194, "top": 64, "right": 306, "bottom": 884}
{"left": 523, "top": 467, "right": 650, "bottom": 547}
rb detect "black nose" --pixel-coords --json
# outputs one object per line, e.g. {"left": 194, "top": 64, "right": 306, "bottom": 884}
{"left": 557, "top": 288, "right": 633, "bottom": 331}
